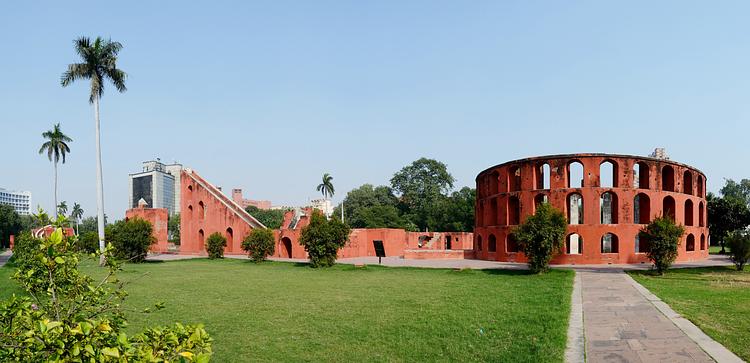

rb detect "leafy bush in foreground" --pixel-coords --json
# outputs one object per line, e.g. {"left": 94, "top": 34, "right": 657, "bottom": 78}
{"left": 299, "top": 211, "right": 351, "bottom": 268}
{"left": 242, "top": 228, "right": 275, "bottom": 263}
{"left": 0, "top": 228, "right": 213, "bottom": 361}
{"left": 726, "top": 231, "right": 750, "bottom": 271}
{"left": 76, "top": 231, "right": 100, "bottom": 253}
{"left": 206, "top": 232, "right": 227, "bottom": 259}
{"left": 512, "top": 203, "right": 567, "bottom": 274}
{"left": 105, "top": 217, "right": 156, "bottom": 262}
{"left": 641, "top": 216, "right": 685, "bottom": 275}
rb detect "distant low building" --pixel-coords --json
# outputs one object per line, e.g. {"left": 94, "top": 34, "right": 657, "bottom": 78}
{"left": 309, "top": 198, "right": 333, "bottom": 218}
{"left": 128, "top": 159, "right": 182, "bottom": 215}
{"left": 231, "top": 188, "right": 272, "bottom": 210}
{"left": 0, "top": 187, "right": 32, "bottom": 215}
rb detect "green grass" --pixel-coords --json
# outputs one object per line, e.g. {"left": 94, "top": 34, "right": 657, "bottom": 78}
{"left": 0, "top": 259, "right": 573, "bottom": 362}
{"left": 709, "top": 245, "right": 730, "bottom": 254}
{"left": 629, "top": 267, "right": 750, "bottom": 361}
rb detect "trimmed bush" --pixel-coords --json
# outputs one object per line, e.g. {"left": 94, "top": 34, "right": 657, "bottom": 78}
{"left": 641, "top": 216, "right": 685, "bottom": 275}
{"left": 511, "top": 203, "right": 567, "bottom": 274}
{"left": 726, "top": 231, "right": 750, "bottom": 271}
{"left": 206, "top": 232, "right": 227, "bottom": 259}
{"left": 242, "top": 228, "right": 275, "bottom": 263}
{"left": 299, "top": 211, "right": 351, "bottom": 268}
{"left": 8, "top": 232, "right": 41, "bottom": 267}
{"left": 105, "top": 218, "right": 156, "bottom": 263}
{"left": 76, "top": 231, "right": 100, "bottom": 254}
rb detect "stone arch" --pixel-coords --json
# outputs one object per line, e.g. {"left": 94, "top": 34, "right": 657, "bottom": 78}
{"left": 506, "top": 234, "right": 518, "bottom": 253}
{"left": 488, "top": 234, "right": 497, "bottom": 252}
{"left": 686, "top": 234, "right": 695, "bottom": 251}
{"left": 507, "top": 196, "right": 520, "bottom": 225}
{"left": 662, "top": 165, "right": 675, "bottom": 192}
{"left": 635, "top": 232, "right": 650, "bottom": 253}
{"left": 198, "top": 201, "right": 206, "bottom": 220}
{"left": 700, "top": 234, "right": 706, "bottom": 250}
{"left": 476, "top": 234, "right": 483, "bottom": 251}
{"left": 634, "top": 193, "right": 650, "bottom": 224}
{"left": 226, "top": 227, "right": 234, "bottom": 252}
{"left": 535, "top": 163, "right": 551, "bottom": 190}
{"left": 600, "top": 160, "right": 618, "bottom": 188}
{"left": 601, "top": 233, "right": 619, "bottom": 253}
{"left": 567, "top": 193, "right": 584, "bottom": 225}
{"left": 683, "top": 171, "right": 693, "bottom": 195}
{"left": 198, "top": 229, "right": 205, "bottom": 251}
{"left": 534, "top": 193, "right": 548, "bottom": 210}
{"left": 489, "top": 171, "right": 499, "bottom": 196}
{"left": 600, "top": 191, "right": 618, "bottom": 224}
{"left": 684, "top": 200, "right": 694, "bottom": 226}
{"left": 188, "top": 204, "right": 193, "bottom": 219}
{"left": 635, "top": 161, "right": 650, "bottom": 189}
{"left": 566, "top": 233, "right": 582, "bottom": 255}
{"left": 663, "top": 196, "right": 676, "bottom": 221}
{"left": 489, "top": 198, "right": 498, "bottom": 226}
{"left": 280, "top": 237, "right": 293, "bottom": 258}
{"left": 508, "top": 166, "right": 522, "bottom": 192}
{"left": 477, "top": 201, "right": 484, "bottom": 227}
{"left": 699, "top": 201, "right": 705, "bottom": 227}
{"left": 568, "top": 161, "right": 584, "bottom": 188}
{"left": 697, "top": 175, "right": 704, "bottom": 197}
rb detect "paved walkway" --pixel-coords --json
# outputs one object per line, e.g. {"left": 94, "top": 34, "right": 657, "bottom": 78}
{"left": 579, "top": 270, "right": 714, "bottom": 362}
{"left": 0, "top": 249, "right": 11, "bottom": 268}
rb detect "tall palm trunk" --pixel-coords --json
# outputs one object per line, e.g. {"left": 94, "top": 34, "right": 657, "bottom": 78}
{"left": 53, "top": 160, "right": 58, "bottom": 220}
{"left": 94, "top": 96, "right": 106, "bottom": 266}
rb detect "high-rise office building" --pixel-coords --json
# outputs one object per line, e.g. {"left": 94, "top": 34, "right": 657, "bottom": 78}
{"left": 128, "top": 160, "right": 182, "bottom": 215}
{"left": 0, "top": 187, "right": 32, "bottom": 215}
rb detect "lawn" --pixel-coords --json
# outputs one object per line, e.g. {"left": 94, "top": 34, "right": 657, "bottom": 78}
{"left": 709, "top": 245, "right": 730, "bottom": 255}
{"left": 629, "top": 267, "right": 750, "bottom": 361}
{"left": 0, "top": 258, "right": 573, "bottom": 362}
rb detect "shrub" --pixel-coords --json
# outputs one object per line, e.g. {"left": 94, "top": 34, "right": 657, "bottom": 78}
{"left": 7, "top": 231, "right": 41, "bottom": 267}
{"left": 76, "top": 231, "right": 100, "bottom": 253}
{"left": 511, "top": 203, "right": 567, "bottom": 274}
{"left": 726, "top": 230, "right": 750, "bottom": 271}
{"left": 105, "top": 218, "right": 156, "bottom": 263}
{"left": 0, "top": 228, "right": 213, "bottom": 361}
{"left": 641, "top": 216, "right": 685, "bottom": 275}
{"left": 206, "top": 232, "right": 227, "bottom": 259}
{"left": 245, "top": 206, "right": 287, "bottom": 229}
{"left": 299, "top": 211, "right": 351, "bottom": 268}
{"left": 242, "top": 228, "right": 275, "bottom": 262}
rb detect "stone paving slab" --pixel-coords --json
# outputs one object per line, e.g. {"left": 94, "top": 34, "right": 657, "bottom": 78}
{"left": 0, "top": 249, "right": 11, "bottom": 268}
{"left": 580, "top": 270, "right": 715, "bottom": 363}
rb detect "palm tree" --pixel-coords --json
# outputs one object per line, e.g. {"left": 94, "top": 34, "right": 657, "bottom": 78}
{"left": 61, "top": 36, "right": 127, "bottom": 265}
{"left": 57, "top": 201, "right": 68, "bottom": 217}
{"left": 39, "top": 123, "right": 72, "bottom": 220}
{"left": 71, "top": 203, "right": 84, "bottom": 235}
{"left": 316, "top": 173, "right": 335, "bottom": 200}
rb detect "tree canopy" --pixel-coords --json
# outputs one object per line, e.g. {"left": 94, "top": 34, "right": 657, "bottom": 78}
{"left": 0, "top": 204, "right": 23, "bottom": 249}
{"left": 707, "top": 192, "right": 750, "bottom": 252}
{"left": 245, "top": 206, "right": 286, "bottom": 229}
{"left": 511, "top": 203, "right": 567, "bottom": 273}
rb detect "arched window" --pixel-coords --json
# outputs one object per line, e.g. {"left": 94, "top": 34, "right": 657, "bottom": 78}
{"left": 506, "top": 234, "right": 518, "bottom": 253}
{"left": 476, "top": 235, "right": 483, "bottom": 251}
{"left": 198, "top": 201, "right": 206, "bottom": 220}
{"left": 683, "top": 171, "right": 693, "bottom": 195}
{"left": 600, "top": 192, "right": 618, "bottom": 224}
{"left": 508, "top": 196, "right": 520, "bottom": 225}
{"left": 686, "top": 234, "right": 695, "bottom": 251}
{"left": 700, "top": 234, "right": 706, "bottom": 250}
{"left": 477, "top": 202, "right": 484, "bottom": 227}
{"left": 226, "top": 227, "right": 234, "bottom": 252}
{"left": 508, "top": 166, "right": 521, "bottom": 192}
{"left": 697, "top": 175, "right": 704, "bottom": 197}
{"left": 188, "top": 205, "right": 193, "bottom": 219}
{"left": 601, "top": 233, "right": 619, "bottom": 253}
{"left": 198, "top": 229, "right": 205, "bottom": 248}
{"left": 488, "top": 234, "right": 497, "bottom": 252}
{"left": 699, "top": 202, "right": 705, "bottom": 227}
{"left": 534, "top": 193, "right": 548, "bottom": 209}
{"left": 634, "top": 193, "right": 650, "bottom": 224}
{"left": 535, "top": 163, "right": 551, "bottom": 190}
{"left": 489, "top": 198, "right": 498, "bottom": 226}
{"left": 187, "top": 184, "right": 193, "bottom": 195}
{"left": 566, "top": 233, "right": 582, "bottom": 255}
{"left": 635, "top": 232, "right": 650, "bottom": 253}
{"left": 568, "top": 193, "right": 584, "bottom": 225}
{"left": 634, "top": 162, "right": 650, "bottom": 189}
{"left": 489, "top": 171, "right": 499, "bottom": 195}
{"left": 600, "top": 160, "right": 618, "bottom": 188}
{"left": 662, "top": 165, "right": 675, "bottom": 192}
{"left": 568, "top": 161, "right": 584, "bottom": 188}
{"left": 684, "top": 200, "right": 694, "bottom": 226}
{"left": 663, "top": 196, "right": 676, "bottom": 221}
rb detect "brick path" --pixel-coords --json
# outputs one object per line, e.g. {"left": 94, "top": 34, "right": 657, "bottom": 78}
{"left": 579, "top": 270, "right": 713, "bottom": 362}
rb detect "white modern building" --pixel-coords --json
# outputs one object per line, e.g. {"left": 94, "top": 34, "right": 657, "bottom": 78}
{"left": 128, "top": 159, "right": 182, "bottom": 215}
{"left": 309, "top": 198, "right": 334, "bottom": 218}
{"left": 0, "top": 188, "right": 32, "bottom": 216}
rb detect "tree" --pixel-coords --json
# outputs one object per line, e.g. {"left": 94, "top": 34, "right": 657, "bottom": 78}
{"left": 641, "top": 216, "right": 685, "bottom": 275}
{"left": 391, "top": 158, "right": 455, "bottom": 230}
{"left": 78, "top": 215, "right": 107, "bottom": 235}
{"left": 720, "top": 178, "right": 750, "bottom": 206}
{"left": 352, "top": 205, "right": 409, "bottom": 229}
{"left": 299, "top": 210, "right": 351, "bottom": 267}
{"left": 39, "top": 123, "right": 72, "bottom": 220}
{"left": 242, "top": 228, "right": 275, "bottom": 262}
{"left": 726, "top": 230, "right": 750, "bottom": 271}
{"left": 70, "top": 202, "right": 84, "bottom": 234}
{"left": 427, "top": 187, "right": 476, "bottom": 232}
{"left": 0, "top": 228, "right": 212, "bottom": 361}
{"left": 206, "top": 232, "right": 227, "bottom": 259}
{"left": 62, "top": 36, "right": 127, "bottom": 266}
{"left": 57, "top": 200, "right": 68, "bottom": 217}
{"left": 245, "top": 206, "right": 286, "bottom": 229}
{"left": 0, "top": 204, "right": 22, "bottom": 249}
{"left": 168, "top": 213, "right": 181, "bottom": 244}
{"left": 511, "top": 203, "right": 567, "bottom": 274}
{"left": 332, "top": 184, "right": 399, "bottom": 227}
{"left": 105, "top": 218, "right": 156, "bottom": 263}
{"left": 707, "top": 192, "right": 750, "bottom": 253}
{"left": 316, "top": 173, "right": 335, "bottom": 200}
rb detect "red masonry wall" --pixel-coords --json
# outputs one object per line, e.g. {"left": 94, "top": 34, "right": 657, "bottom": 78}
{"left": 125, "top": 206, "right": 169, "bottom": 253}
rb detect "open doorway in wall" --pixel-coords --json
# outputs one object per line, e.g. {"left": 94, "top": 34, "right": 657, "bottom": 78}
{"left": 446, "top": 235, "right": 452, "bottom": 250}
{"left": 280, "top": 237, "right": 292, "bottom": 258}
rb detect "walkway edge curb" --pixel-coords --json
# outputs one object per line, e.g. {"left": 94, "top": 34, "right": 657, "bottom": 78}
{"left": 624, "top": 273, "right": 744, "bottom": 363}
{"left": 565, "top": 271, "right": 585, "bottom": 363}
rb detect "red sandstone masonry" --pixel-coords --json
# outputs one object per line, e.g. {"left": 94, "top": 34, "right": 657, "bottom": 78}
{"left": 126, "top": 206, "right": 169, "bottom": 253}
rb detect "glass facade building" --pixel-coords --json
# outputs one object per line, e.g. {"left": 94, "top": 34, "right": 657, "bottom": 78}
{"left": 128, "top": 160, "right": 182, "bottom": 215}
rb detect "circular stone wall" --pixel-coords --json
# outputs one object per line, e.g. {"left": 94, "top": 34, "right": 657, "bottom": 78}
{"left": 474, "top": 153, "right": 708, "bottom": 264}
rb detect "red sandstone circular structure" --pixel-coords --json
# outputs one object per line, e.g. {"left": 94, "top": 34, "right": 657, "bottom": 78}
{"left": 474, "top": 154, "right": 709, "bottom": 264}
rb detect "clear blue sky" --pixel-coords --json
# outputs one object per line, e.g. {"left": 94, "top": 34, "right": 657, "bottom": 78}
{"left": 1, "top": 1, "right": 748, "bottom": 219}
